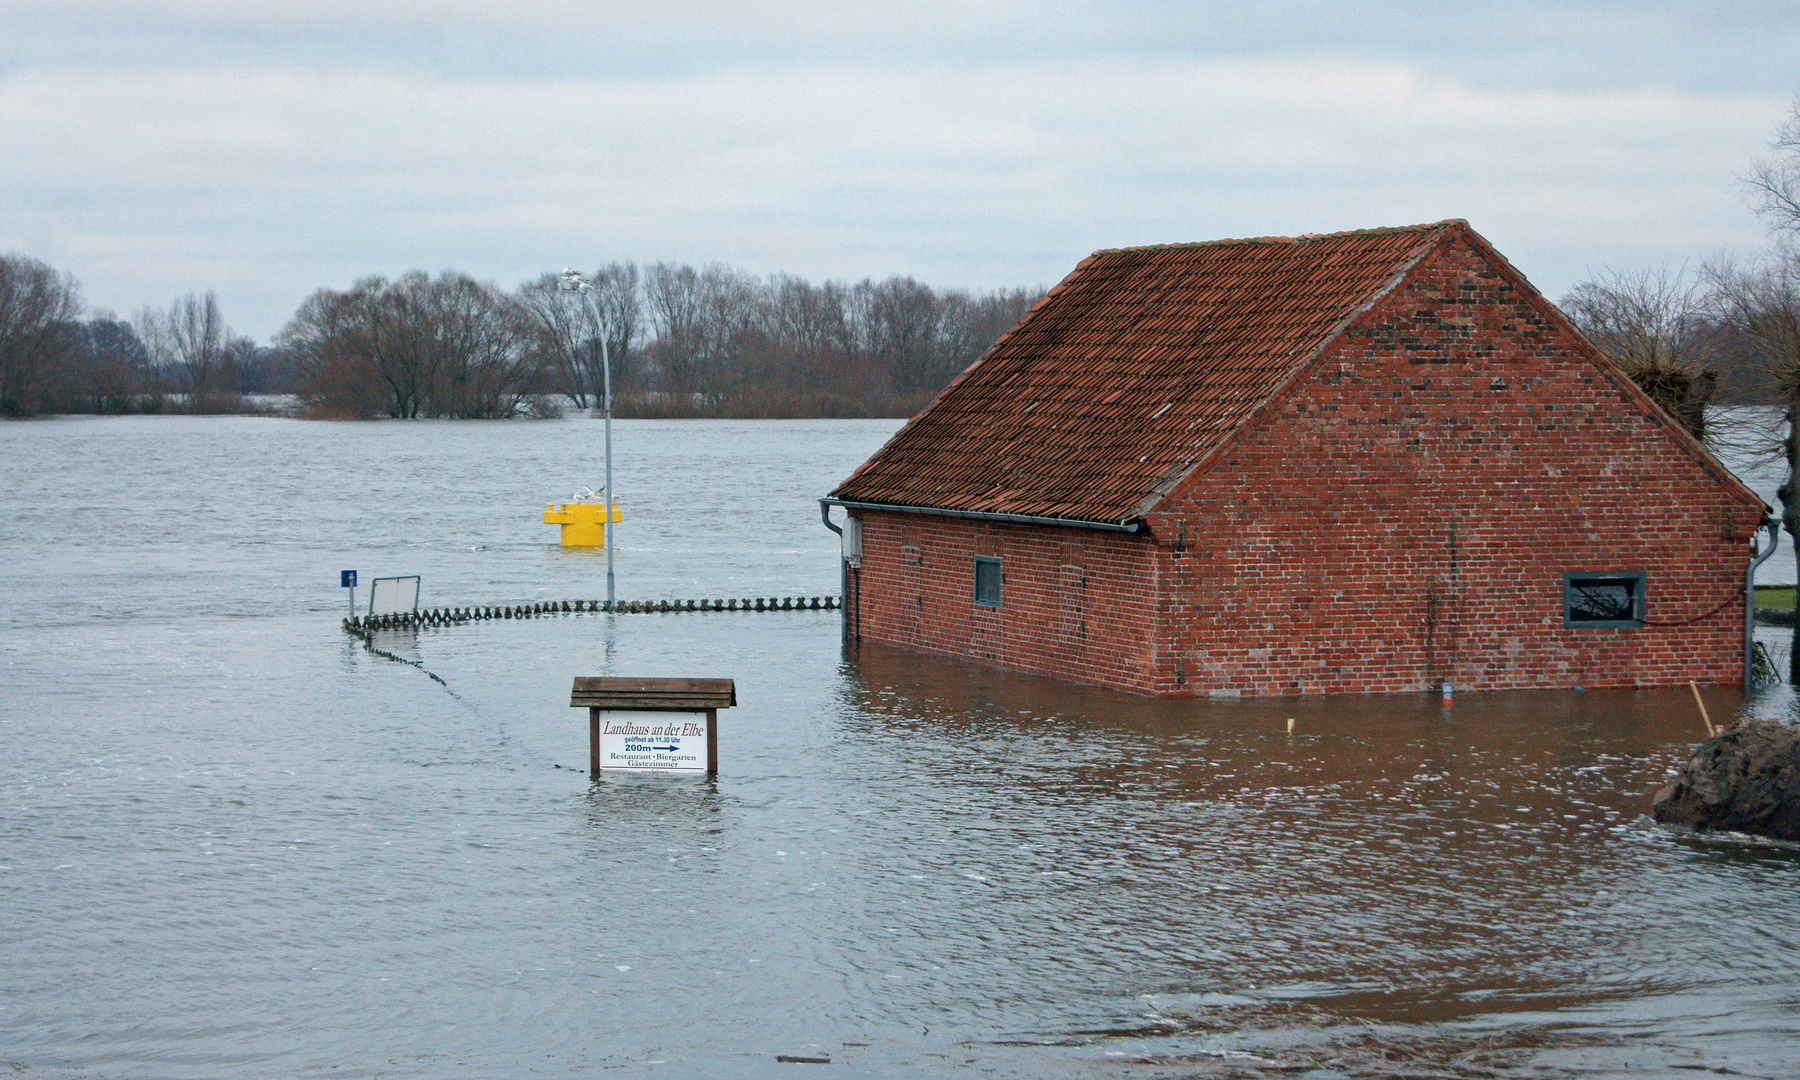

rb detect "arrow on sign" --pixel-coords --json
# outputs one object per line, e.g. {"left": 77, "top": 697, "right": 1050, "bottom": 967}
{"left": 654, "top": 744, "right": 678, "bottom": 751}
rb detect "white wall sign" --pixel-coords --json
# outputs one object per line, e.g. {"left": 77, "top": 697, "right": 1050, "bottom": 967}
{"left": 597, "top": 710, "right": 710, "bottom": 773}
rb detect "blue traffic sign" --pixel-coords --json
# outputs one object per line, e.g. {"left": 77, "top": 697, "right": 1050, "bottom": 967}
{"left": 341, "top": 570, "right": 357, "bottom": 588}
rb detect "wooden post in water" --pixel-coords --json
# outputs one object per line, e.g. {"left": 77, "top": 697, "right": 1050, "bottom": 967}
{"left": 1689, "top": 680, "right": 1715, "bottom": 737}
{"left": 707, "top": 708, "right": 718, "bottom": 775}
{"left": 590, "top": 707, "right": 601, "bottom": 776}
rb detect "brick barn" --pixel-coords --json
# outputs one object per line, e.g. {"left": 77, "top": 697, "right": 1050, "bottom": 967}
{"left": 823, "top": 220, "right": 1769, "bottom": 697}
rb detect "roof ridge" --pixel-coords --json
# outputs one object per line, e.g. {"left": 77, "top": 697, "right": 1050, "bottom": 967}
{"left": 1089, "top": 219, "right": 1462, "bottom": 258}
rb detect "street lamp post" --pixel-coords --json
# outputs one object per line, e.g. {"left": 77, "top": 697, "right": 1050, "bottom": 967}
{"left": 561, "top": 268, "right": 617, "bottom": 606}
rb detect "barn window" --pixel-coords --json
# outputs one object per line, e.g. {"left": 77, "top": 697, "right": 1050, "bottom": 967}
{"left": 1563, "top": 572, "right": 1645, "bottom": 627}
{"left": 974, "top": 557, "right": 1003, "bottom": 608}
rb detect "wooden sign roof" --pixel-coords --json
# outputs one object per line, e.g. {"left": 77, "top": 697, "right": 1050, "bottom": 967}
{"left": 570, "top": 677, "right": 737, "bottom": 711}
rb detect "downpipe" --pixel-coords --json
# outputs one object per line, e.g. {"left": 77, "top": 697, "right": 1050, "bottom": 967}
{"left": 820, "top": 501, "right": 856, "bottom": 643}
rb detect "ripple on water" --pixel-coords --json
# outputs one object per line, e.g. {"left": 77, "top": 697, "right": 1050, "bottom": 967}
{"left": 1, "top": 416, "right": 1798, "bottom": 1079}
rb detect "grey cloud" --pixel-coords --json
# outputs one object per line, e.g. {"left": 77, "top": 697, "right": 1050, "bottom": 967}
{"left": 1, "top": 2, "right": 1794, "bottom": 339}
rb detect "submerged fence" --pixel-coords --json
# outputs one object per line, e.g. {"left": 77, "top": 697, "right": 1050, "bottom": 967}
{"left": 343, "top": 595, "right": 839, "bottom": 633}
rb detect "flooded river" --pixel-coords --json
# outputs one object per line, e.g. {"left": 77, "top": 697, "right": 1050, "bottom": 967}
{"left": 3, "top": 416, "right": 1798, "bottom": 1079}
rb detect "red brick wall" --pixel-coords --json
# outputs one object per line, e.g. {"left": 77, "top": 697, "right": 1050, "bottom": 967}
{"left": 848, "top": 233, "right": 1762, "bottom": 696}
{"left": 1148, "top": 235, "right": 1760, "bottom": 694}
{"left": 849, "top": 512, "right": 1165, "bottom": 690}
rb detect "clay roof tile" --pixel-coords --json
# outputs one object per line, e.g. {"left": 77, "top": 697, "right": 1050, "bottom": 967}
{"left": 833, "top": 222, "right": 1462, "bottom": 524}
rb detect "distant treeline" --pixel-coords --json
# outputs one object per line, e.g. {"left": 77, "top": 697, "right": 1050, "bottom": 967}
{"left": 0, "top": 251, "right": 1042, "bottom": 419}
{"left": 286, "top": 262, "right": 1042, "bottom": 419}
{"left": 12, "top": 245, "right": 1788, "bottom": 426}
{"left": 0, "top": 255, "right": 296, "bottom": 417}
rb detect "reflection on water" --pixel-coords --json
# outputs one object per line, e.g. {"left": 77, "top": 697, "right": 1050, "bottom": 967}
{"left": 2, "top": 416, "right": 1798, "bottom": 1079}
{"left": 839, "top": 641, "right": 1800, "bottom": 1075}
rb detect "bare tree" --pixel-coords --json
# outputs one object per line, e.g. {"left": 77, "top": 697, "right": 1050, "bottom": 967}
{"left": 138, "top": 290, "right": 238, "bottom": 412}
{"left": 519, "top": 262, "right": 639, "bottom": 407}
{"left": 642, "top": 261, "right": 703, "bottom": 396}
{"left": 1561, "top": 266, "right": 1717, "bottom": 439}
{"left": 428, "top": 273, "right": 538, "bottom": 418}
{"left": 622, "top": 266, "right": 1044, "bottom": 416}
{"left": 282, "top": 272, "right": 541, "bottom": 419}
{"left": 1745, "top": 97, "right": 1800, "bottom": 236}
{"left": 849, "top": 276, "right": 943, "bottom": 394}
{"left": 583, "top": 262, "right": 642, "bottom": 396}
{"left": 1710, "top": 251, "right": 1800, "bottom": 678}
{"left": 643, "top": 261, "right": 759, "bottom": 399}
{"left": 765, "top": 274, "right": 850, "bottom": 355}
{"left": 376, "top": 273, "right": 449, "bottom": 418}
{"left": 72, "top": 315, "right": 152, "bottom": 413}
{"left": 519, "top": 275, "right": 592, "bottom": 407}
{"left": 229, "top": 337, "right": 297, "bottom": 395}
{"left": 0, "top": 253, "right": 83, "bottom": 416}
{"left": 281, "top": 278, "right": 387, "bottom": 418}
{"left": 1720, "top": 98, "right": 1800, "bottom": 681}
{"left": 942, "top": 286, "right": 1040, "bottom": 385}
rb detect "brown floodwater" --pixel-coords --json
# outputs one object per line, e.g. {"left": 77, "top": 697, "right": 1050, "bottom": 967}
{"left": 831, "top": 640, "right": 1800, "bottom": 1077}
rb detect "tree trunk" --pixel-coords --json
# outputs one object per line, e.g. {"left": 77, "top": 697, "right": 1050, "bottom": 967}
{"left": 1785, "top": 405, "right": 1799, "bottom": 683}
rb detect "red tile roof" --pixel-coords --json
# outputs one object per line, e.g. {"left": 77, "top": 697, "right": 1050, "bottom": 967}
{"left": 832, "top": 221, "right": 1457, "bottom": 525}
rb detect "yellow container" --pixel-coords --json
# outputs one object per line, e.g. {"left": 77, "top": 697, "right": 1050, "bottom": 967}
{"left": 543, "top": 502, "right": 621, "bottom": 548}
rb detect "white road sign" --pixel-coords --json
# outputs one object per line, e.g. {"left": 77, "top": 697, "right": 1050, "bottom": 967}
{"left": 597, "top": 710, "right": 711, "bottom": 773}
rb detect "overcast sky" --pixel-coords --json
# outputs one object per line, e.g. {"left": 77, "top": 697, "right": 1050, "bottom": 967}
{"left": 3, "top": 1, "right": 1797, "bottom": 341}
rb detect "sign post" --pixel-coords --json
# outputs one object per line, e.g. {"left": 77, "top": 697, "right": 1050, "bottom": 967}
{"left": 569, "top": 678, "right": 736, "bottom": 778}
{"left": 341, "top": 570, "right": 357, "bottom": 618}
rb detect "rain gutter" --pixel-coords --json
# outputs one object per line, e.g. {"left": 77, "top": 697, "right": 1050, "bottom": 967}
{"left": 819, "top": 498, "right": 1140, "bottom": 533}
